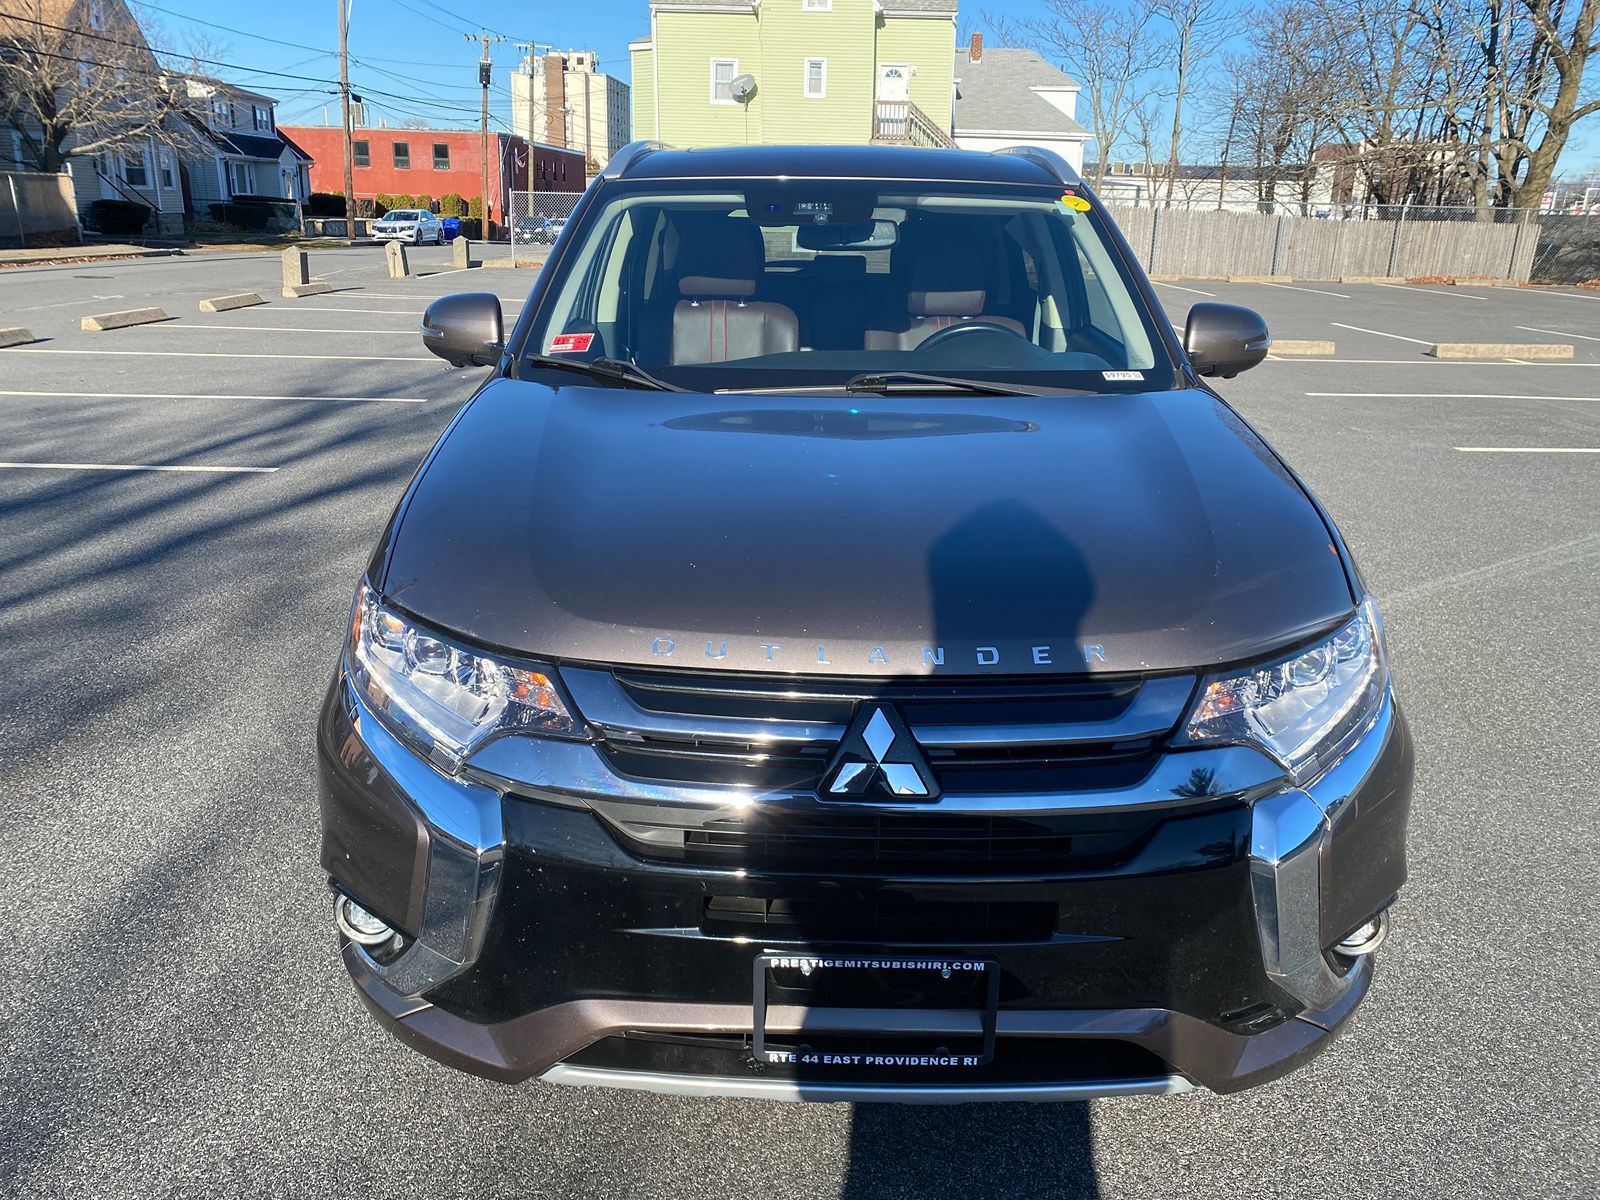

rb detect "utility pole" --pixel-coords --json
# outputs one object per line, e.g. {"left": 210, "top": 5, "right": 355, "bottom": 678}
{"left": 338, "top": 0, "right": 355, "bottom": 232}
{"left": 467, "top": 32, "right": 508, "bottom": 238}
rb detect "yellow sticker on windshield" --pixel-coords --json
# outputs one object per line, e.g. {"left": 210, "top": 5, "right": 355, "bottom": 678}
{"left": 1058, "top": 192, "right": 1091, "bottom": 212}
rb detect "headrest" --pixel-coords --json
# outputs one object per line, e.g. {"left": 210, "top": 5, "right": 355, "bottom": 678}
{"left": 901, "top": 216, "right": 994, "bottom": 315}
{"left": 674, "top": 214, "right": 765, "bottom": 298}
{"left": 908, "top": 288, "right": 985, "bottom": 316}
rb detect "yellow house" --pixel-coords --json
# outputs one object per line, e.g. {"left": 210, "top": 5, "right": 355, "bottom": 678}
{"left": 629, "top": 0, "right": 957, "bottom": 148}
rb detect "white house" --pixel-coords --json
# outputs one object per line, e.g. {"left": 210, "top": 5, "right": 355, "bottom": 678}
{"left": 950, "top": 36, "right": 1090, "bottom": 174}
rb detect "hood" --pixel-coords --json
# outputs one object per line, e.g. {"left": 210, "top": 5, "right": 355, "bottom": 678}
{"left": 378, "top": 381, "right": 1355, "bottom": 677}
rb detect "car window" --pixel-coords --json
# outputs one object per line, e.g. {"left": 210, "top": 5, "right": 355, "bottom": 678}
{"left": 520, "top": 181, "right": 1173, "bottom": 393}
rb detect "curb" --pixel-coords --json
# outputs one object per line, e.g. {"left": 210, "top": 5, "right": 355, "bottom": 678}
{"left": 81, "top": 307, "right": 171, "bottom": 331}
{"left": 199, "top": 292, "right": 265, "bottom": 313}
{"left": 1426, "top": 342, "right": 1574, "bottom": 360}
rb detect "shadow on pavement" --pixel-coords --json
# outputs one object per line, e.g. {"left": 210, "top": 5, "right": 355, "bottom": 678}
{"left": 843, "top": 1102, "right": 1099, "bottom": 1199}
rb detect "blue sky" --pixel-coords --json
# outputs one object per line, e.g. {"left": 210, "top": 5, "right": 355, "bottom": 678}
{"left": 141, "top": 0, "right": 1597, "bottom": 173}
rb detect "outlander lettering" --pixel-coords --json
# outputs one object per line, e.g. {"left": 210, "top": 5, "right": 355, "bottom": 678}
{"left": 319, "top": 143, "right": 1413, "bottom": 1104}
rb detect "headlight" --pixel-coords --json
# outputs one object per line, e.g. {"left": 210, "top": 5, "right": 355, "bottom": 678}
{"left": 1179, "top": 599, "right": 1388, "bottom": 783}
{"left": 346, "top": 582, "right": 580, "bottom": 771}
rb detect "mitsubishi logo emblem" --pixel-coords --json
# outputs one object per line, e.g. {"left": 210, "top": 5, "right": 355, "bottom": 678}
{"left": 823, "top": 706, "right": 939, "bottom": 800}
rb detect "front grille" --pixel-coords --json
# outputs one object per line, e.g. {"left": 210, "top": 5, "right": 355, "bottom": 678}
{"left": 560, "top": 664, "right": 1199, "bottom": 875}
{"left": 701, "top": 895, "right": 1059, "bottom": 942}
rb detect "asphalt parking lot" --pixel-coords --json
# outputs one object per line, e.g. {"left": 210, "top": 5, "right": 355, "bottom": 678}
{"left": 1, "top": 248, "right": 1596, "bottom": 1199}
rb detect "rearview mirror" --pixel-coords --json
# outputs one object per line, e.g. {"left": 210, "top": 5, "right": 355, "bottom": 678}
{"left": 421, "top": 292, "right": 504, "bottom": 367}
{"left": 1183, "top": 302, "right": 1271, "bottom": 379}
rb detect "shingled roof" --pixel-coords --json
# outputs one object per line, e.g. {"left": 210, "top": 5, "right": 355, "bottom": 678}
{"left": 953, "top": 47, "right": 1089, "bottom": 139}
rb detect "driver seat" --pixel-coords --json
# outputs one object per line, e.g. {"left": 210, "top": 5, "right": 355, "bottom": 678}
{"left": 669, "top": 215, "right": 799, "bottom": 364}
{"left": 864, "top": 221, "right": 1025, "bottom": 350}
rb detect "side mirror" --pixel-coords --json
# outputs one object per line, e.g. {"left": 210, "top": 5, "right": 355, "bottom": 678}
{"left": 1183, "top": 302, "right": 1271, "bottom": 379}
{"left": 421, "top": 292, "right": 504, "bottom": 367}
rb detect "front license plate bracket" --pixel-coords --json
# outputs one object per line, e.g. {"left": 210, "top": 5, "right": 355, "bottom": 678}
{"left": 751, "top": 952, "right": 1000, "bottom": 1069}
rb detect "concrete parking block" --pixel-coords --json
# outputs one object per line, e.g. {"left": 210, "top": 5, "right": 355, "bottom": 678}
{"left": 0, "top": 326, "right": 36, "bottom": 347}
{"left": 80, "top": 307, "right": 171, "bottom": 331}
{"left": 1229, "top": 275, "right": 1291, "bottom": 284}
{"left": 385, "top": 240, "right": 409, "bottom": 278}
{"left": 1271, "top": 339, "right": 1335, "bottom": 356}
{"left": 198, "top": 292, "right": 264, "bottom": 313}
{"left": 1340, "top": 275, "right": 1407, "bottom": 284}
{"left": 1427, "top": 342, "right": 1574, "bottom": 360}
{"left": 282, "top": 281, "right": 332, "bottom": 298}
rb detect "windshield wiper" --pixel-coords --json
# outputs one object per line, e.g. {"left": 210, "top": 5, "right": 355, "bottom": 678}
{"left": 842, "top": 371, "right": 1053, "bottom": 397}
{"left": 522, "top": 355, "right": 686, "bottom": 392}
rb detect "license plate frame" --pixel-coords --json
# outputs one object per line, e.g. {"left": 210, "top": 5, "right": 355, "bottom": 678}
{"left": 751, "top": 952, "right": 1000, "bottom": 1069}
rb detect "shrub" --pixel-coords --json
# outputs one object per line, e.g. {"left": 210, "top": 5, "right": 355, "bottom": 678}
{"left": 306, "top": 192, "right": 345, "bottom": 216}
{"left": 207, "top": 202, "right": 271, "bottom": 230}
{"left": 88, "top": 198, "right": 151, "bottom": 236}
{"left": 456, "top": 217, "right": 482, "bottom": 240}
{"left": 438, "top": 192, "right": 466, "bottom": 217}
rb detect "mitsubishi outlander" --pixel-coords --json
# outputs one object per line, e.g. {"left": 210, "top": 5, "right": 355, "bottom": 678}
{"left": 317, "top": 143, "right": 1413, "bottom": 1103}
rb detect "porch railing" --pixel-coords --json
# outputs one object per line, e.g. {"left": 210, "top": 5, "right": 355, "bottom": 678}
{"left": 872, "top": 99, "right": 955, "bottom": 149}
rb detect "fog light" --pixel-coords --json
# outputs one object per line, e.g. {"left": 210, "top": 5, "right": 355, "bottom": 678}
{"left": 335, "top": 894, "right": 395, "bottom": 947}
{"left": 1335, "top": 910, "right": 1390, "bottom": 957}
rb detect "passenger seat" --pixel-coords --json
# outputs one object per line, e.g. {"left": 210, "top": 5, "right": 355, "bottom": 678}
{"left": 669, "top": 217, "right": 799, "bottom": 364}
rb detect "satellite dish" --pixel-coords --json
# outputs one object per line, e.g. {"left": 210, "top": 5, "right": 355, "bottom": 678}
{"left": 730, "top": 73, "right": 757, "bottom": 104}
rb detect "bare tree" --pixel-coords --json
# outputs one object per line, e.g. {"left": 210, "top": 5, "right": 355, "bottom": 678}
{"left": 990, "top": 0, "right": 1165, "bottom": 186}
{"left": 1154, "top": 0, "right": 1232, "bottom": 199}
{"left": 0, "top": 0, "right": 201, "bottom": 174}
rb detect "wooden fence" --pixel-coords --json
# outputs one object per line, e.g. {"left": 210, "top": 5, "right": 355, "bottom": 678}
{"left": 0, "top": 170, "right": 81, "bottom": 247}
{"left": 1106, "top": 203, "right": 1543, "bottom": 281}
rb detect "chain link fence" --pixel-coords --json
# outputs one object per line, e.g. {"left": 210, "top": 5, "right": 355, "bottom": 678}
{"left": 508, "top": 190, "right": 581, "bottom": 267}
{"left": 1100, "top": 199, "right": 1598, "bottom": 287}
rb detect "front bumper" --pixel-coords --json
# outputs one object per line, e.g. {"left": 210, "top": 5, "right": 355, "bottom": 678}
{"left": 318, "top": 673, "right": 1411, "bottom": 1099}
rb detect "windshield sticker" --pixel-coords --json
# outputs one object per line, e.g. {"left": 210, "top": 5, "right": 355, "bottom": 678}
{"left": 549, "top": 332, "right": 594, "bottom": 354}
{"left": 1058, "top": 190, "right": 1092, "bottom": 213}
{"left": 1103, "top": 370, "right": 1144, "bottom": 381}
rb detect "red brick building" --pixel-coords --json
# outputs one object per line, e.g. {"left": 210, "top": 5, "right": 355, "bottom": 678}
{"left": 280, "top": 126, "right": 584, "bottom": 223}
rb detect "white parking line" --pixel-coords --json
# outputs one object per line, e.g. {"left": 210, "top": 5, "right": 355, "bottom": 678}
{"left": 1265, "top": 358, "right": 1597, "bottom": 367}
{"left": 1151, "top": 281, "right": 1216, "bottom": 296}
{"left": 1372, "top": 282, "right": 1487, "bottom": 301}
{"left": 1308, "top": 392, "right": 1600, "bottom": 402}
{"left": 0, "top": 460, "right": 278, "bottom": 474}
{"left": 1521, "top": 290, "right": 1600, "bottom": 302}
{"left": 0, "top": 389, "right": 426, "bottom": 403}
{"left": 1456, "top": 447, "right": 1600, "bottom": 454}
{"left": 4, "top": 348, "right": 432, "bottom": 362}
{"left": 1515, "top": 324, "right": 1600, "bottom": 342}
{"left": 1329, "top": 322, "right": 1434, "bottom": 345}
{"left": 321, "top": 292, "right": 523, "bottom": 304}
{"left": 156, "top": 325, "right": 414, "bottom": 335}
{"left": 1262, "top": 282, "right": 1351, "bottom": 299}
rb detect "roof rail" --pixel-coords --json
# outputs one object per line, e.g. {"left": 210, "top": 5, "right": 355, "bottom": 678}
{"left": 994, "top": 145, "right": 1083, "bottom": 188}
{"left": 601, "top": 140, "right": 676, "bottom": 180}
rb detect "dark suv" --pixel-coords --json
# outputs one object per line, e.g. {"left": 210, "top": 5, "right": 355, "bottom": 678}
{"left": 319, "top": 143, "right": 1412, "bottom": 1103}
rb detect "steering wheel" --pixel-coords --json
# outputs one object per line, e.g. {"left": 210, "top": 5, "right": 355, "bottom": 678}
{"left": 916, "top": 320, "right": 1029, "bottom": 354}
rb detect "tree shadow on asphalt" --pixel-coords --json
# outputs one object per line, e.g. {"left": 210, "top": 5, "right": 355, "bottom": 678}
{"left": 843, "top": 1102, "right": 1099, "bottom": 1199}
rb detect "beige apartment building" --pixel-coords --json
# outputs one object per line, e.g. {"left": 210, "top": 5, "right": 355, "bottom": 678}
{"left": 510, "top": 49, "right": 631, "bottom": 171}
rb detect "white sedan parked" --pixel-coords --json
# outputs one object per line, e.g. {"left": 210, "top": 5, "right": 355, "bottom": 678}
{"left": 373, "top": 210, "right": 443, "bottom": 245}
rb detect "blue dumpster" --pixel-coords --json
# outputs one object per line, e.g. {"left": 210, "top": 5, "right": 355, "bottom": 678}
{"left": 441, "top": 216, "right": 461, "bottom": 241}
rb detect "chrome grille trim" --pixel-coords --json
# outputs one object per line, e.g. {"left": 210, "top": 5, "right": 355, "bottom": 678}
{"left": 911, "top": 676, "right": 1196, "bottom": 748}
{"left": 563, "top": 667, "right": 848, "bottom": 746}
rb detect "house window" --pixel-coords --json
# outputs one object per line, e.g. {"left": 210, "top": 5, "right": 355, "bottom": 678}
{"left": 9, "top": 131, "right": 23, "bottom": 167}
{"left": 230, "top": 161, "right": 254, "bottom": 194}
{"left": 158, "top": 148, "right": 174, "bottom": 188}
{"left": 122, "top": 151, "right": 149, "bottom": 188}
{"left": 252, "top": 106, "right": 271, "bottom": 131}
{"left": 802, "top": 0, "right": 831, "bottom": 9}
{"left": 393, "top": 141, "right": 410, "bottom": 169}
{"left": 352, "top": 140, "right": 370, "bottom": 169}
{"left": 214, "top": 100, "right": 231, "bottom": 127}
{"left": 432, "top": 142, "right": 450, "bottom": 170}
{"left": 804, "top": 58, "right": 827, "bottom": 98}
{"left": 710, "top": 58, "right": 737, "bottom": 104}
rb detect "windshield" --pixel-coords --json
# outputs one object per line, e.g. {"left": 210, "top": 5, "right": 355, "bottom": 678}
{"left": 387, "top": 211, "right": 422, "bottom": 220}
{"left": 518, "top": 179, "right": 1174, "bottom": 392}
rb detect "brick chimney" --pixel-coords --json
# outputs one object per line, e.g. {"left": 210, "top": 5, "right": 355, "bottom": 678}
{"left": 970, "top": 33, "right": 983, "bottom": 62}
